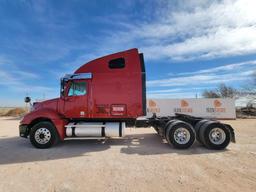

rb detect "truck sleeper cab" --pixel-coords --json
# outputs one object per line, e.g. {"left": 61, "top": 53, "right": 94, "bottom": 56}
{"left": 19, "top": 48, "right": 235, "bottom": 149}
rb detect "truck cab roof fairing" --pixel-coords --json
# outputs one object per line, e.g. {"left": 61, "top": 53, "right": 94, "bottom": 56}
{"left": 74, "top": 48, "right": 139, "bottom": 74}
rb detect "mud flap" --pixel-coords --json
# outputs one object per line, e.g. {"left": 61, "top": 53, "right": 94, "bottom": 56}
{"left": 224, "top": 124, "right": 236, "bottom": 143}
{"left": 19, "top": 124, "right": 29, "bottom": 138}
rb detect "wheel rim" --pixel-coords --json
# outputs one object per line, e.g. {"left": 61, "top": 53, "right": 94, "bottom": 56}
{"left": 174, "top": 128, "right": 191, "bottom": 144}
{"left": 209, "top": 128, "right": 226, "bottom": 145}
{"left": 35, "top": 128, "right": 51, "bottom": 144}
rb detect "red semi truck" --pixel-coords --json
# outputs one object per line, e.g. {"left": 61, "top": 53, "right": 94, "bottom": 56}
{"left": 19, "top": 48, "right": 235, "bottom": 149}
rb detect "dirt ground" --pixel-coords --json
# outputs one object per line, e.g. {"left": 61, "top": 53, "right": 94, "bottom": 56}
{"left": 0, "top": 117, "right": 255, "bottom": 192}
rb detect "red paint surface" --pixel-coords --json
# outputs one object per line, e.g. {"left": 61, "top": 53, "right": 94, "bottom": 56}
{"left": 74, "top": 48, "right": 144, "bottom": 119}
{"left": 20, "top": 48, "right": 145, "bottom": 139}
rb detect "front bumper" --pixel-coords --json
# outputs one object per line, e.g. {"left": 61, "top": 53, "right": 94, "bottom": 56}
{"left": 19, "top": 124, "right": 29, "bottom": 138}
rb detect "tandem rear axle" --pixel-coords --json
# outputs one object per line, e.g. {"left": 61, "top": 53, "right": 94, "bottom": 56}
{"left": 136, "top": 113, "right": 235, "bottom": 150}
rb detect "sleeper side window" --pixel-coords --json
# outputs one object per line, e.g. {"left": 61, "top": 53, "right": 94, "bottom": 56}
{"left": 68, "top": 81, "right": 87, "bottom": 96}
{"left": 109, "top": 58, "right": 125, "bottom": 69}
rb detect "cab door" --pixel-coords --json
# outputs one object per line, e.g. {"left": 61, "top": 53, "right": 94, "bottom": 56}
{"left": 64, "top": 80, "right": 89, "bottom": 119}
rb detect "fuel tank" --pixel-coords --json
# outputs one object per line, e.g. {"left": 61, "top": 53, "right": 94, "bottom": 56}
{"left": 65, "top": 122, "right": 125, "bottom": 137}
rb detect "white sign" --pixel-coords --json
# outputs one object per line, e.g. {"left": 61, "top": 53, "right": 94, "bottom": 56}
{"left": 146, "top": 98, "right": 236, "bottom": 119}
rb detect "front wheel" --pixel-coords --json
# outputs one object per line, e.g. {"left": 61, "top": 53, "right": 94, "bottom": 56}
{"left": 166, "top": 121, "right": 195, "bottom": 149}
{"left": 30, "top": 121, "right": 59, "bottom": 149}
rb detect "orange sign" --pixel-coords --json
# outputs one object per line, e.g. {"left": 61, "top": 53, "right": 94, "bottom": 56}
{"left": 174, "top": 100, "right": 192, "bottom": 113}
{"left": 147, "top": 99, "right": 160, "bottom": 113}
{"left": 206, "top": 99, "right": 226, "bottom": 113}
{"left": 214, "top": 99, "right": 222, "bottom": 107}
{"left": 149, "top": 99, "right": 157, "bottom": 107}
{"left": 181, "top": 100, "right": 189, "bottom": 107}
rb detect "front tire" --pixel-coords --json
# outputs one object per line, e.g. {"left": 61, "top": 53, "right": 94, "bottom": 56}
{"left": 166, "top": 121, "right": 195, "bottom": 149}
{"left": 30, "top": 121, "right": 59, "bottom": 149}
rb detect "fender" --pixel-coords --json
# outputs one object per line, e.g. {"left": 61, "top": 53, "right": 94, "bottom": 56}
{"left": 21, "top": 109, "right": 67, "bottom": 140}
{"left": 223, "top": 123, "right": 236, "bottom": 143}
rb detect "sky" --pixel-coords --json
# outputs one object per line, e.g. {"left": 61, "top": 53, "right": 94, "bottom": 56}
{"left": 0, "top": 0, "right": 256, "bottom": 106}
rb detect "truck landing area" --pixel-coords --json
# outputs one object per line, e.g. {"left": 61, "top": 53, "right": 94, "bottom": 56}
{"left": 0, "top": 117, "right": 255, "bottom": 192}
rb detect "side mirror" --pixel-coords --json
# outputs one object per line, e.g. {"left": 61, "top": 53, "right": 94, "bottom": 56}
{"left": 24, "top": 97, "right": 31, "bottom": 103}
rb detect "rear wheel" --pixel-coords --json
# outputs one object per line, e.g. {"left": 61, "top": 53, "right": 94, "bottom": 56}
{"left": 164, "top": 119, "right": 177, "bottom": 136}
{"left": 166, "top": 121, "right": 195, "bottom": 149}
{"left": 30, "top": 121, "right": 59, "bottom": 149}
{"left": 194, "top": 120, "right": 209, "bottom": 143}
{"left": 199, "top": 122, "right": 231, "bottom": 150}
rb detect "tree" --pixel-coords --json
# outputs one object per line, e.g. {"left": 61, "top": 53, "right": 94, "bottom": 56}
{"left": 202, "top": 84, "right": 236, "bottom": 98}
{"left": 218, "top": 84, "right": 237, "bottom": 98}
{"left": 202, "top": 90, "right": 221, "bottom": 98}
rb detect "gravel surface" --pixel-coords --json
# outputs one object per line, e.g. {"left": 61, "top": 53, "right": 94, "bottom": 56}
{"left": 0, "top": 117, "right": 255, "bottom": 192}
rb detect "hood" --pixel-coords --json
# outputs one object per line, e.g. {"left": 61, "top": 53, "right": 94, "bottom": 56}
{"left": 33, "top": 98, "right": 59, "bottom": 111}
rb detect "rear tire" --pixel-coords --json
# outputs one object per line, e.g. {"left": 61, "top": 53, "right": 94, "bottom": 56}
{"left": 30, "top": 121, "right": 59, "bottom": 149}
{"left": 199, "top": 121, "right": 231, "bottom": 150}
{"left": 164, "top": 119, "right": 177, "bottom": 137}
{"left": 166, "top": 121, "right": 195, "bottom": 149}
{"left": 194, "top": 120, "right": 209, "bottom": 143}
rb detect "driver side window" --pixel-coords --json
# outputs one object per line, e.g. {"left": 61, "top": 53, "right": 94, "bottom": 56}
{"left": 68, "top": 81, "right": 87, "bottom": 96}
